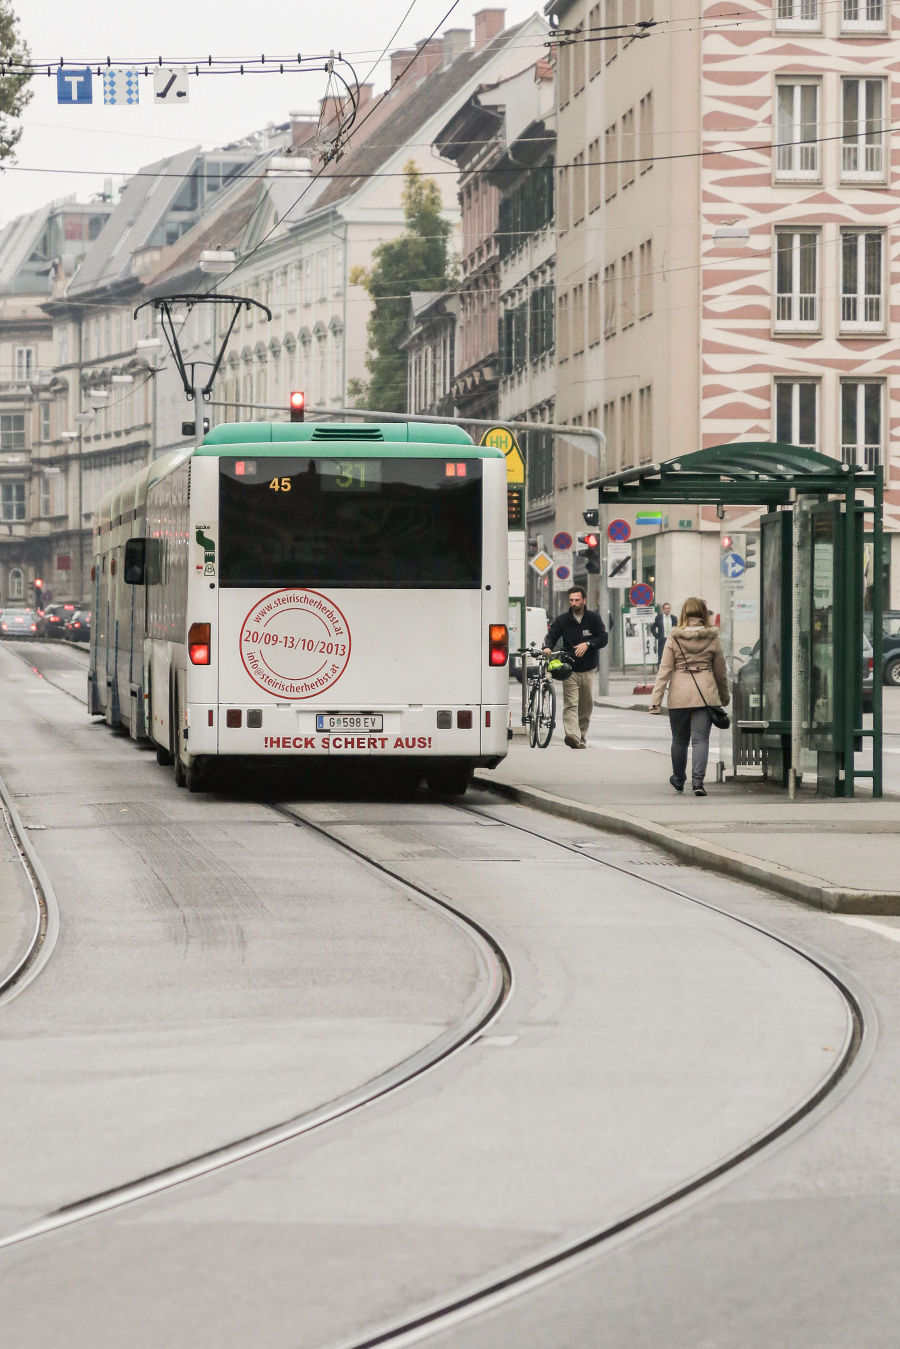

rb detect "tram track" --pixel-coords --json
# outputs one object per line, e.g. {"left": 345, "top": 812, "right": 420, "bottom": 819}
{"left": 0, "top": 645, "right": 871, "bottom": 1346}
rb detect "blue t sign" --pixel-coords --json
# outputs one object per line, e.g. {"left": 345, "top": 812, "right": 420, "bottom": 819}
{"left": 57, "top": 68, "right": 93, "bottom": 104}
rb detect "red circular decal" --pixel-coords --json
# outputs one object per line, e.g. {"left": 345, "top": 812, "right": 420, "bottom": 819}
{"left": 240, "top": 589, "right": 351, "bottom": 699}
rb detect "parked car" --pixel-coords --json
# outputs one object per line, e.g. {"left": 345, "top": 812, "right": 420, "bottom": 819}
{"left": 37, "top": 602, "right": 77, "bottom": 639}
{"left": 64, "top": 609, "right": 91, "bottom": 642}
{"left": 736, "top": 637, "right": 873, "bottom": 714}
{"left": 0, "top": 608, "right": 39, "bottom": 638}
{"left": 863, "top": 611, "right": 900, "bottom": 685}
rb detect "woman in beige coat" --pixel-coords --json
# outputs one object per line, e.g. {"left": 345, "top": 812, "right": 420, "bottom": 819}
{"left": 649, "top": 596, "right": 730, "bottom": 796}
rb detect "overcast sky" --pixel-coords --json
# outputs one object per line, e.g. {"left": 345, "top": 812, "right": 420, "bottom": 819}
{"left": 2, "top": 0, "right": 546, "bottom": 227}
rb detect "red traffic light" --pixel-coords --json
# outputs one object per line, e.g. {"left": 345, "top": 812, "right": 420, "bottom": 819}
{"left": 34, "top": 577, "right": 43, "bottom": 590}
{"left": 289, "top": 390, "right": 306, "bottom": 422}
{"left": 721, "top": 535, "right": 733, "bottom": 550}
{"left": 583, "top": 533, "right": 599, "bottom": 549}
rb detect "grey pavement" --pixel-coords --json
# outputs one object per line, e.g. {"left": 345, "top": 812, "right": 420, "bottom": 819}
{"left": 486, "top": 675, "right": 900, "bottom": 914}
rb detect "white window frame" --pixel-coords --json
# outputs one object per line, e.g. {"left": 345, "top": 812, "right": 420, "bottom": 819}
{"left": 841, "top": 78, "right": 885, "bottom": 182}
{"left": 775, "top": 80, "right": 820, "bottom": 181}
{"left": 0, "top": 482, "right": 26, "bottom": 522}
{"left": 39, "top": 402, "right": 51, "bottom": 442}
{"left": 775, "top": 229, "right": 819, "bottom": 332}
{"left": 841, "top": 229, "right": 883, "bottom": 332}
{"left": 0, "top": 413, "right": 25, "bottom": 452}
{"left": 775, "top": 378, "right": 818, "bottom": 450}
{"left": 14, "top": 347, "right": 34, "bottom": 383}
{"left": 775, "top": 0, "right": 819, "bottom": 31}
{"left": 8, "top": 567, "right": 24, "bottom": 600}
{"left": 841, "top": 379, "right": 883, "bottom": 469}
{"left": 841, "top": 0, "right": 885, "bottom": 33}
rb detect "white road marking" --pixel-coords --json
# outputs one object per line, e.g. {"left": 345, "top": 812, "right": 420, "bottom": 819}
{"left": 832, "top": 915, "right": 900, "bottom": 943}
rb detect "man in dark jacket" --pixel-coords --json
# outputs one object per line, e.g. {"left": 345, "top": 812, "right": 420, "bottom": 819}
{"left": 543, "top": 586, "right": 608, "bottom": 748}
{"left": 650, "top": 602, "right": 674, "bottom": 666}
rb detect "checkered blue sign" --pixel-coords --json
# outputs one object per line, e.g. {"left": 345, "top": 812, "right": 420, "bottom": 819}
{"left": 57, "top": 68, "right": 93, "bottom": 104}
{"left": 103, "top": 69, "right": 141, "bottom": 105}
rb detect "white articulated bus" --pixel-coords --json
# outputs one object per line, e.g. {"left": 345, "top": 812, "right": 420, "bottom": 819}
{"left": 89, "top": 421, "right": 510, "bottom": 793}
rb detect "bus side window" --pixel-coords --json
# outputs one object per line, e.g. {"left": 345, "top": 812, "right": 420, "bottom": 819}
{"left": 124, "top": 539, "right": 147, "bottom": 585}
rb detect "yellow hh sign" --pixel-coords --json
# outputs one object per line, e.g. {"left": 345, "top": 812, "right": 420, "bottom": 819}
{"left": 480, "top": 425, "right": 525, "bottom": 484}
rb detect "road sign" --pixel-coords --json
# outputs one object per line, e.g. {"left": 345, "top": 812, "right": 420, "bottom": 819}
{"left": 721, "top": 552, "right": 746, "bottom": 579}
{"left": 629, "top": 582, "right": 654, "bottom": 606}
{"left": 553, "top": 530, "right": 573, "bottom": 551}
{"left": 57, "top": 68, "right": 93, "bottom": 104}
{"left": 608, "top": 518, "right": 631, "bottom": 542}
{"left": 607, "top": 543, "right": 633, "bottom": 588}
{"left": 554, "top": 561, "right": 572, "bottom": 591}
{"left": 480, "top": 426, "right": 525, "bottom": 484}
{"left": 529, "top": 550, "right": 554, "bottom": 576}
{"left": 154, "top": 66, "right": 190, "bottom": 104}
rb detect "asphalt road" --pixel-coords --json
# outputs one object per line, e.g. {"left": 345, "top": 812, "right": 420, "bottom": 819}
{"left": 1, "top": 640, "right": 899, "bottom": 1346}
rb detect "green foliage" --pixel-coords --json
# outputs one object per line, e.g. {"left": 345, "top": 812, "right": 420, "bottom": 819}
{"left": 354, "top": 162, "right": 452, "bottom": 412}
{"left": 0, "top": 2, "right": 32, "bottom": 162}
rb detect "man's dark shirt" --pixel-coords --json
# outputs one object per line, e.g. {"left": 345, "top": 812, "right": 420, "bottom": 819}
{"left": 545, "top": 607, "right": 608, "bottom": 672}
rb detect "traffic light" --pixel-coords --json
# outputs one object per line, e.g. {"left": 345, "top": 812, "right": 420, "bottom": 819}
{"left": 289, "top": 390, "right": 306, "bottom": 422}
{"left": 582, "top": 508, "right": 599, "bottom": 527}
{"left": 576, "top": 531, "right": 601, "bottom": 574}
{"left": 721, "top": 534, "right": 734, "bottom": 551}
{"left": 745, "top": 535, "right": 757, "bottom": 569}
{"left": 34, "top": 577, "right": 43, "bottom": 606}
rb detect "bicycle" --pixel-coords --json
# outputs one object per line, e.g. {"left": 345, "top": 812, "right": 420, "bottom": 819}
{"left": 516, "top": 646, "right": 572, "bottom": 748}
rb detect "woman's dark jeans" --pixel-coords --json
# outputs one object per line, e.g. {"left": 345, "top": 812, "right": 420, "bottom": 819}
{"left": 668, "top": 707, "right": 711, "bottom": 786}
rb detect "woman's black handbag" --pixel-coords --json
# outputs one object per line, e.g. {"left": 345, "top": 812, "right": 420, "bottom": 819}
{"left": 672, "top": 636, "right": 731, "bottom": 730}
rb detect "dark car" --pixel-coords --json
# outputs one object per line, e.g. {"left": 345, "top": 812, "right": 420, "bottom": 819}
{"left": 37, "top": 602, "right": 77, "bottom": 638}
{"left": 0, "top": 608, "right": 39, "bottom": 638}
{"left": 863, "top": 611, "right": 900, "bottom": 685}
{"left": 64, "top": 609, "right": 91, "bottom": 642}
{"left": 736, "top": 637, "right": 873, "bottom": 715}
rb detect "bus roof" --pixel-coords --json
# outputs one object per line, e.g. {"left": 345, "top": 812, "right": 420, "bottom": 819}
{"left": 197, "top": 421, "right": 505, "bottom": 458}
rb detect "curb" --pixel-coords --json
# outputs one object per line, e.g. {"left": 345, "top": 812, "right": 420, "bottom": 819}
{"left": 475, "top": 774, "right": 900, "bottom": 916}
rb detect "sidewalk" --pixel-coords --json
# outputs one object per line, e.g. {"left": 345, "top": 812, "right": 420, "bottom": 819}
{"left": 481, "top": 681, "right": 900, "bottom": 915}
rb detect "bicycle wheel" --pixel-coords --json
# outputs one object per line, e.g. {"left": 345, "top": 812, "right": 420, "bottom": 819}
{"left": 527, "top": 681, "right": 540, "bottom": 747}
{"left": 536, "top": 678, "right": 556, "bottom": 748}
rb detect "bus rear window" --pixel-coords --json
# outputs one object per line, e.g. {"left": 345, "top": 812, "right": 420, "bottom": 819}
{"left": 218, "top": 456, "right": 483, "bottom": 588}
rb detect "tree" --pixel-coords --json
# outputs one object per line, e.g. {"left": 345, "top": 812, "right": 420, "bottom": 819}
{"left": 351, "top": 162, "right": 452, "bottom": 412}
{"left": 0, "top": 1, "right": 32, "bottom": 163}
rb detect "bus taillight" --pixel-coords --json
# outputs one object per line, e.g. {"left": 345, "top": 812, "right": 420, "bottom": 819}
{"left": 488, "top": 624, "right": 508, "bottom": 667}
{"left": 188, "top": 622, "right": 211, "bottom": 665}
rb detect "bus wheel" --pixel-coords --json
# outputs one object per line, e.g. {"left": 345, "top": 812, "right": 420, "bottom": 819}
{"left": 425, "top": 763, "right": 472, "bottom": 797}
{"left": 173, "top": 685, "right": 187, "bottom": 788}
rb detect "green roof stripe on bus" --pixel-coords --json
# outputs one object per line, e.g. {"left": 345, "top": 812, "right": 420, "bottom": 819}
{"left": 197, "top": 421, "right": 504, "bottom": 458}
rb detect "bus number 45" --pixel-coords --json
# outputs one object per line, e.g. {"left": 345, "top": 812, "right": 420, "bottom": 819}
{"left": 269, "top": 477, "right": 292, "bottom": 492}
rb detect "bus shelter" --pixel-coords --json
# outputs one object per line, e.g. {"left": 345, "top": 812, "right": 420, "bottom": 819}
{"left": 588, "top": 442, "right": 883, "bottom": 799}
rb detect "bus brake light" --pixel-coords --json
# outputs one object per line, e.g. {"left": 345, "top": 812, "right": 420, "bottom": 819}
{"left": 188, "top": 622, "right": 211, "bottom": 665}
{"left": 489, "top": 624, "right": 509, "bottom": 666}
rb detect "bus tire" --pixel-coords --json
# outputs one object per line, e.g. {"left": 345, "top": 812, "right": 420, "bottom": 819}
{"left": 173, "top": 683, "right": 187, "bottom": 789}
{"left": 425, "top": 763, "right": 472, "bottom": 797}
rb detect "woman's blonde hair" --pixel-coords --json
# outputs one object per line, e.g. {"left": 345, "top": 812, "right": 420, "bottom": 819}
{"left": 678, "top": 596, "right": 711, "bottom": 627}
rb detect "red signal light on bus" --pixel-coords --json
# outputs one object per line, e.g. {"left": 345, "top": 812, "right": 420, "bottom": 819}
{"left": 289, "top": 390, "right": 306, "bottom": 422}
{"left": 188, "top": 622, "right": 211, "bottom": 666}
{"left": 488, "top": 623, "right": 509, "bottom": 666}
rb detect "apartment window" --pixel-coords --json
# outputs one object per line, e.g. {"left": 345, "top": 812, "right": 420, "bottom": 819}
{"left": 558, "top": 291, "right": 570, "bottom": 362}
{"left": 572, "top": 283, "right": 585, "bottom": 355}
{"left": 588, "top": 273, "right": 602, "bottom": 346}
{"left": 573, "top": 25, "right": 585, "bottom": 95}
{"left": 0, "top": 413, "right": 25, "bottom": 452}
{"left": 621, "top": 108, "right": 636, "bottom": 189}
{"left": 603, "top": 400, "right": 616, "bottom": 451}
{"left": 841, "top": 230, "right": 883, "bottom": 330}
{"left": 841, "top": 380, "right": 883, "bottom": 469}
{"left": 620, "top": 392, "right": 634, "bottom": 464}
{"left": 775, "top": 80, "right": 820, "bottom": 180}
{"left": 638, "top": 92, "right": 653, "bottom": 174}
{"left": 572, "top": 152, "right": 586, "bottom": 225}
{"left": 775, "top": 0, "right": 818, "bottom": 29}
{"left": 638, "top": 385, "right": 653, "bottom": 462}
{"left": 558, "top": 31, "right": 572, "bottom": 105}
{"left": 589, "top": 3, "right": 603, "bottom": 78}
{"left": 775, "top": 379, "right": 817, "bottom": 449}
{"left": 303, "top": 258, "right": 313, "bottom": 304}
{"left": 39, "top": 402, "right": 51, "bottom": 441}
{"left": 14, "top": 347, "right": 34, "bottom": 383}
{"left": 604, "top": 124, "right": 618, "bottom": 201}
{"left": 588, "top": 138, "right": 603, "bottom": 213}
{"left": 317, "top": 253, "right": 328, "bottom": 299}
{"left": 605, "top": 0, "right": 619, "bottom": 62}
{"left": 604, "top": 263, "right": 617, "bottom": 337}
{"left": 638, "top": 239, "right": 653, "bottom": 318}
{"left": 842, "top": 0, "right": 885, "bottom": 31}
{"left": 0, "top": 482, "right": 25, "bottom": 522}
{"left": 775, "top": 230, "right": 818, "bottom": 330}
{"left": 841, "top": 79, "right": 885, "bottom": 181}
{"left": 558, "top": 165, "right": 570, "bottom": 233}
{"left": 620, "top": 252, "right": 635, "bottom": 329}
{"left": 8, "top": 567, "right": 23, "bottom": 600}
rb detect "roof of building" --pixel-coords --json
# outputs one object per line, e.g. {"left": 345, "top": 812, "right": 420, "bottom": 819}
{"left": 0, "top": 206, "right": 53, "bottom": 294}
{"left": 310, "top": 19, "right": 530, "bottom": 213}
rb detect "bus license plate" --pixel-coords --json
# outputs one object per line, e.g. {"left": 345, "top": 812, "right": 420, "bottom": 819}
{"left": 316, "top": 714, "right": 384, "bottom": 732}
